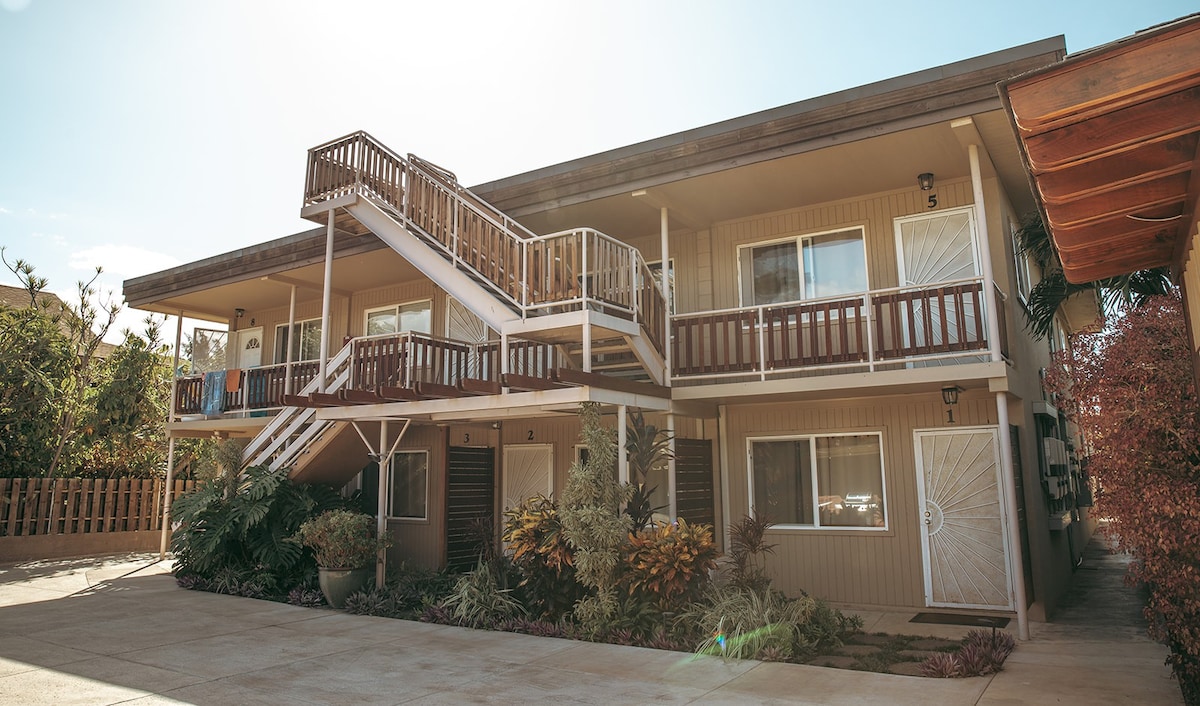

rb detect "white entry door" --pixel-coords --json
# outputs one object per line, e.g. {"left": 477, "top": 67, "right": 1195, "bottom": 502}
{"left": 236, "top": 327, "right": 263, "bottom": 369}
{"left": 502, "top": 444, "right": 553, "bottom": 510}
{"left": 914, "top": 427, "right": 1013, "bottom": 610}
{"left": 894, "top": 207, "right": 982, "bottom": 357}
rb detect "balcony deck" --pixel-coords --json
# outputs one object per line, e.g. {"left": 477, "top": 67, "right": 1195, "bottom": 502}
{"left": 172, "top": 278, "right": 1008, "bottom": 425}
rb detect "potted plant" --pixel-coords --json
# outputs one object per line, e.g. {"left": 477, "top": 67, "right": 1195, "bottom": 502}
{"left": 297, "top": 509, "right": 391, "bottom": 608}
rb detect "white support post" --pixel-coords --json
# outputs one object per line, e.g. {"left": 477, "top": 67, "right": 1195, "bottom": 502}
{"left": 159, "top": 436, "right": 176, "bottom": 559}
{"left": 284, "top": 285, "right": 297, "bottom": 395}
{"left": 660, "top": 207, "right": 672, "bottom": 386}
{"left": 377, "top": 420, "right": 389, "bottom": 590}
{"left": 159, "top": 311, "right": 185, "bottom": 560}
{"left": 318, "top": 211, "right": 335, "bottom": 391}
{"left": 666, "top": 412, "right": 677, "bottom": 519}
{"left": 582, "top": 323, "right": 592, "bottom": 373}
{"left": 718, "top": 404, "right": 732, "bottom": 551}
{"left": 618, "top": 405, "right": 628, "bottom": 485}
{"left": 968, "top": 144, "right": 1003, "bottom": 363}
{"left": 996, "top": 392, "right": 1030, "bottom": 640}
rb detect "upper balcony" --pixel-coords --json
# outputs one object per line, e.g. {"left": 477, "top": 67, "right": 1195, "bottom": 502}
{"left": 172, "top": 275, "right": 1008, "bottom": 422}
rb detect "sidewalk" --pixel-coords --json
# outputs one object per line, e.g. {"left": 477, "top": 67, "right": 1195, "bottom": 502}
{"left": 0, "top": 546, "right": 1181, "bottom": 705}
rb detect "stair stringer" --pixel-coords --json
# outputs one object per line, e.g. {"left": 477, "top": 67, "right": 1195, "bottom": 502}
{"left": 347, "top": 197, "right": 520, "bottom": 333}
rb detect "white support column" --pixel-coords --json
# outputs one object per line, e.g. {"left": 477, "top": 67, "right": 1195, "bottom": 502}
{"left": 660, "top": 206, "right": 672, "bottom": 386}
{"left": 582, "top": 323, "right": 592, "bottom": 373}
{"left": 284, "top": 285, "right": 297, "bottom": 395}
{"left": 617, "top": 405, "right": 628, "bottom": 485}
{"left": 159, "top": 311, "right": 185, "bottom": 559}
{"left": 318, "top": 211, "right": 335, "bottom": 391}
{"left": 996, "top": 392, "right": 1030, "bottom": 640}
{"left": 377, "top": 420, "right": 389, "bottom": 590}
{"left": 718, "top": 404, "right": 732, "bottom": 550}
{"left": 666, "top": 412, "right": 677, "bottom": 519}
{"left": 968, "top": 143, "right": 1003, "bottom": 363}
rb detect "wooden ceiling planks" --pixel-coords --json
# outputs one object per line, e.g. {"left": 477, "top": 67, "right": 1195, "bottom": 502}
{"left": 1001, "top": 14, "right": 1200, "bottom": 284}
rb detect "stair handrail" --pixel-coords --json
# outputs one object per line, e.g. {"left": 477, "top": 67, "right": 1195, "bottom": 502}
{"left": 305, "top": 131, "right": 668, "bottom": 358}
{"left": 240, "top": 339, "right": 356, "bottom": 467}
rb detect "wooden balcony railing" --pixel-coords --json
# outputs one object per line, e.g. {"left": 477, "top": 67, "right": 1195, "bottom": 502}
{"left": 304, "top": 132, "right": 668, "bottom": 362}
{"left": 174, "top": 361, "right": 320, "bottom": 416}
{"left": 672, "top": 278, "right": 1008, "bottom": 380}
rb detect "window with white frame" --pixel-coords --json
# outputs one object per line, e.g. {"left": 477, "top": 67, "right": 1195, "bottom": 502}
{"left": 738, "top": 228, "right": 868, "bottom": 306}
{"left": 274, "top": 318, "right": 322, "bottom": 363}
{"left": 749, "top": 433, "right": 886, "bottom": 529}
{"left": 365, "top": 300, "right": 432, "bottom": 336}
{"left": 1011, "top": 220, "right": 1036, "bottom": 304}
{"left": 389, "top": 450, "right": 428, "bottom": 520}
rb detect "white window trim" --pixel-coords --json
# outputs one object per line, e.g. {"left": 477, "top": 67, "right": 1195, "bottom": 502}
{"left": 736, "top": 226, "right": 869, "bottom": 308}
{"left": 364, "top": 298, "right": 434, "bottom": 336}
{"left": 387, "top": 449, "right": 429, "bottom": 522}
{"left": 746, "top": 431, "right": 889, "bottom": 531}
{"left": 274, "top": 317, "right": 322, "bottom": 364}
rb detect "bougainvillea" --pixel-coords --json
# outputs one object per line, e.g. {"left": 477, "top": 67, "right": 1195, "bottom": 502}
{"left": 1044, "top": 294, "right": 1200, "bottom": 702}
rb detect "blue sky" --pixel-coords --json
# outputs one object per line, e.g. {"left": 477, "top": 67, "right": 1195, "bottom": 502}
{"left": 1, "top": 0, "right": 1195, "bottom": 340}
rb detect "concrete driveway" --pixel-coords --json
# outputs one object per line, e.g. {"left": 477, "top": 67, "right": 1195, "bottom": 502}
{"left": 0, "top": 553, "right": 1182, "bottom": 705}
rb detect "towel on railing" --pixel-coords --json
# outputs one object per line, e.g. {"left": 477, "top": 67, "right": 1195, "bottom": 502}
{"left": 225, "top": 369, "right": 243, "bottom": 393}
{"left": 202, "top": 371, "right": 225, "bottom": 416}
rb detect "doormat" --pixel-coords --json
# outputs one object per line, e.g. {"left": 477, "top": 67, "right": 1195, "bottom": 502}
{"left": 910, "top": 613, "right": 1010, "bottom": 628}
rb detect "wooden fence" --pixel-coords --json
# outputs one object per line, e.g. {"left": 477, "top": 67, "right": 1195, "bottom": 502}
{"left": 0, "top": 477, "right": 194, "bottom": 538}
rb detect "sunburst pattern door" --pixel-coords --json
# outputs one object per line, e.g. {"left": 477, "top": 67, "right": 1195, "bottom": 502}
{"left": 502, "top": 445, "right": 553, "bottom": 510}
{"left": 914, "top": 428, "right": 1013, "bottom": 610}
{"left": 448, "top": 298, "right": 490, "bottom": 378}
{"left": 895, "top": 208, "right": 980, "bottom": 354}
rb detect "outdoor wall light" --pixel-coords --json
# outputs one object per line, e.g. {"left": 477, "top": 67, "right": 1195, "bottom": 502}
{"left": 918, "top": 173, "right": 935, "bottom": 191}
{"left": 941, "top": 385, "right": 962, "bottom": 424}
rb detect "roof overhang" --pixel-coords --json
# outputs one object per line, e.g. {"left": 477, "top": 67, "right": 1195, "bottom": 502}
{"left": 1000, "top": 14, "right": 1200, "bottom": 284}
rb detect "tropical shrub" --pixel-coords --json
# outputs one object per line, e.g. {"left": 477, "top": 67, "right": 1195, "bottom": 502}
{"left": 502, "top": 494, "right": 583, "bottom": 621}
{"left": 1044, "top": 295, "right": 1200, "bottom": 702}
{"left": 919, "top": 629, "right": 1015, "bottom": 677}
{"left": 624, "top": 411, "right": 671, "bottom": 529}
{"left": 684, "top": 585, "right": 857, "bottom": 662}
{"left": 624, "top": 519, "right": 719, "bottom": 610}
{"left": 170, "top": 464, "right": 345, "bottom": 597}
{"left": 438, "top": 561, "right": 526, "bottom": 629}
{"left": 727, "top": 514, "right": 777, "bottom": 593}
{"left": 344, "top": 565, "right": 455, "bottom": 619}
{"left": 561, "top": 402, "right": 633, "bottom": 634}
{"left": 297, "top": 509, "right": 390, "bottom": 569}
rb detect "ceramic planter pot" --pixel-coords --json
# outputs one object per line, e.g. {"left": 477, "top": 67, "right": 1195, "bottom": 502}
{"left": 318, "top": 567, "right": 373, "bottom": 608}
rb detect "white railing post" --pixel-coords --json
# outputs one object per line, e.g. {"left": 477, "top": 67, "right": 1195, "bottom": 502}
{"left": 757, "top": 306, "right": 767, "bottom": 381}
{"left": 581, "top": 231, "right": 590, "bottom": 305}
{"left": 863, "top": 293, "right": 876, "bottom": 372}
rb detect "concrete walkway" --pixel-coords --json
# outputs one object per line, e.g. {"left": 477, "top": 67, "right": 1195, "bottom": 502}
{"left": 0, "top": 543, "right": 1181, "bottom": 705}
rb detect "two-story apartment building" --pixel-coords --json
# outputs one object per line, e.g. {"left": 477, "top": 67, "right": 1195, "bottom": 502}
{"left": 124, "top": 36, "right": 1099, "bottom": 636}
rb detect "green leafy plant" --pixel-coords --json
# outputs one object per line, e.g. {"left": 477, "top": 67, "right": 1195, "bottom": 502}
{"left": 727, "top": 514, "right": 777, "bottom": 593}
{"left": 624, "top": 411, "right": 671, "bottom": 528}
{"left": 297, "top": 509, "right": 391, "bottom": 569}
{"left": 684, "top": 585, "right": 855, "bottom": 662}
{"left": 438, "top": 560, "right": 526, "bottom": 629}
{"left": 561, "top": 402, "right": 633, "bottom": 634}
{"left": 502, "top": 494, "right": 583, "bottom": 621}
{"left": 624, "top": 519, "right": 719, "bottom": 610}
{"left": 170, "top": 464, "right": 344, "bottom": 596}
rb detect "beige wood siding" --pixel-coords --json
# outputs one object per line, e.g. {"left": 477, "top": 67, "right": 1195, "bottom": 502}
{"left": 711, "top": 180, "right": 975, "bottom": 310}
{"left": 725, "top": 392, "right": 999, "bottom": 608}
{"left": 386, "top": 424, "right": 446, "bottom": 569}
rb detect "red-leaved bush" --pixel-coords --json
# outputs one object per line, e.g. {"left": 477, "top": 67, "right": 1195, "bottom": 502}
{"left": 1044, "top": 294, "right": 1200, "bottom": 703}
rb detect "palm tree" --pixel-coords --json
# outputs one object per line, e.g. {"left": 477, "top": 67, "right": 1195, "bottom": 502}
{"left": 1014, "top": 213, "right": 1172, "bottom": 339}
